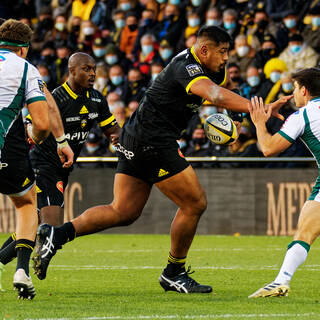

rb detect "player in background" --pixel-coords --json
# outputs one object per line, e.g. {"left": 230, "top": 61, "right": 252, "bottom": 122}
{"left": 0, "top": 19, "right": 50, "bottom": 299}
{"left": 33, "top": 26, "right": 290, "bottom": 293}
{"left": 248, "top": 68, "right": 320, "bottom": 298}
{"left": 0, "top": 52, "right": 120, "bottom": 284}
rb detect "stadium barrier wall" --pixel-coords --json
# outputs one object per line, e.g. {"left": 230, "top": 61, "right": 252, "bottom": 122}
{"left": 0, "top": 168, "right": 317, "bottom": 235}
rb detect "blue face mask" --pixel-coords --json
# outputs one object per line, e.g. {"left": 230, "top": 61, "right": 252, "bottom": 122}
{"left": 156, "top": 0, "right": 166, "bottom": 3}
{"left": 290, "top": 44, "right": 302, "bottom": 54}
{"left": 151, "top": 73, "right": 159, "bottom": 81}
{"left": 188, "top": 18, "right": 200, "bottom": 28}
{"left": 160, "top": 48, "right": 173, "bottom": 60}
{"left": 115, "top": 19, "right": 125, "bottom": 29}
{"left": 284, "top": 18, "right": 296, "bottom": 29}
{"left": 312, "top": 16, "right": 320, "bottom": 27}
{"left": 120, "top": 2, "right": 131, "bottom": 11}
{"left": 270, "top": 71, "right": 281, "bottom": 83}
{"left": 224, "top": 21, "right": 236, "bottom": 30}
{"left": 141, "top": 44, "right": 153, "bottom": 55}
{"left": 111, "top": 76, "right": 123, "bottom": 86}
{"left": 206, "top": 19, "right": 222, "bottom": 26}
{"left": 87, "top": 145, "right": 99, "bottom": 154}
{"left": 93, "top": 48, "right": 106, "bottom": 58}
{"left": 41, "top": 75, "right": 50, "bottom": 84}
{"left": 191, "top": 0, "right": 201, "bottom": 7}
{"left": 105, "top": 55, "right": 118, "bottom": 65}
{"left": 282, "top": 82, "right": 293, "bottom": 92}
{"left": 170, "top": 0, "right": 180, "bottom": 5}
{"left": 247, "top": 75, "right": 260, "bottom": 87}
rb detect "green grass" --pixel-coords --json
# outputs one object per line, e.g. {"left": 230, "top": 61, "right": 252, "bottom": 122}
{"left": 0, "top": 234, "right": 320, "bottom": 320}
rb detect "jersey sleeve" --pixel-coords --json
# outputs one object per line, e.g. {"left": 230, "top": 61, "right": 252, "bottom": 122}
{"left": 278, "top": 110, "right": 305, "bottom": 143}
{"left": 175, "top": 61, "right": 210, "bottom": 94}
{"left": 96, "top": 94, "right": 118, "bottom": 130}
{"left": 25, "top": 64, "right": 46, "bottom": 105}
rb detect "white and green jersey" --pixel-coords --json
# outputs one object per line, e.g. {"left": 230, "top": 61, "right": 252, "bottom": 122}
{"left": 279, "top": 97, "right": 320, "bottom": 201}
{"left": 0, "top": 49, "right": 46, "bottom": 151}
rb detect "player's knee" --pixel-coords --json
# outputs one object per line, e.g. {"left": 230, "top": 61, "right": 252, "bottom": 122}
{"left": 190, "top": 190, "right": 207, "bottom": 216}
{"left": 111, "top": 204, "right": 142, "bottom": 226}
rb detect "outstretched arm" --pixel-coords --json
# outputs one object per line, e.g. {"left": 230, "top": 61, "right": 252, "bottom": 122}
{"left": 249, "top": 96, "right": 291, "bottom": 156}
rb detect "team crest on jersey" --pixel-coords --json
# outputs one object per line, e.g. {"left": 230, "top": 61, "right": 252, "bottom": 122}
{"left": 81, "top": 119, "right": 87, "bottom": 128}
{"left": 38, "top": 79, "right": 44, "bottom": 93}
{"left": 186, "top": 64, "right": 203, "bottom": 77}
{"left": 56, "top": 181, "right": 63, "bottom": 193}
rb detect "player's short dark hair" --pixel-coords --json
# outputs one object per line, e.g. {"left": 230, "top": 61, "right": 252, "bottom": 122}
{"left": 197, "top": 25, "right": 232, "bottom": 45}
{"left": 292, "top": 68, "right": 320, "bottom": 97}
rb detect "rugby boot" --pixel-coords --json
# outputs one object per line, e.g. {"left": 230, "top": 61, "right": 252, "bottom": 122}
{"left": 13, "top": 268, "right": 36, "bottom": 300}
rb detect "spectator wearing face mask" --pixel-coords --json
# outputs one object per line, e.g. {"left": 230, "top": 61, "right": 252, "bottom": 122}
{"left": 158, "top": 39, "right": 174, "bottom": 66}
{"left": 91, "top": 37, "right": 107, "bottom": 65}
{"left": 279, "top": 34, "right": 318, "bottom": 73}
{"left": 94, "top": 65, "right": 108, "bottom": 95}
{"left": 275, "top": 11, "right": 302, "bottom": 52}
{"left": 133, "top": 33, "right": 161, "bottom": 75}
{"left": 263, "top": 57, "right": 288, "bottom": 104}
{"left": 187, "top": 0, "right": 210, "bottom": 21}
{"left": 246, "top": 9, "right": 278, "bottom": 50}
{"left": 37, "top": 63, "right": 56, "bottom": 92}
{"left": 104, "top": 43, "right": 131, "bottom": 73}
{"left": 154, "top": 3, "right": 186, "bottom": 50}
{"left": 252, "top": 33, "right": 279, "bottom": 72}
{"left": 107, "top": 64, "right": 126, "bottom": 98}
{"left": 150, "top": 61, "right": 164, "bottom": 82}
{"left": 123, "top": 67, "right": 148, "bottom": 104}
{"left": 228, "top": 35, "right": 256, "bottom": 79}
{"left": 240, "top": 65, "right": 273, "bottom": 100}
{"left": 54, "top": 40, "right": 71, "bottom": 86}
{"left": 49, "top": 14, "right": 69, "bottom": 44}
{"left": 205, "top": 6, "right": 222, "bottom": 27}
{"left": 222, "top": 8, "right": 240, "bottom": 47}
{"left": 303, "top": 6, "right": 320, "bottom": 54}
{"left": 227, "top": 63, "right": 245, "bottom": 88}
{"left": 110, "top": 9, "right": 126, "bottom": 45}
{"left": 78, "top": 19, "right": 100, "bottom": 49}
{"left": 120, "top": 12, "right": 139, "bottom": 60}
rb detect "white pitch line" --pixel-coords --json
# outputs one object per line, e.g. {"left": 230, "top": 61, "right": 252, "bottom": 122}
{"left": 49, "top": 265, "right": 320, "bottom": 271}
{"left": 24, "top": 313, "right": 320, "bottom": 320}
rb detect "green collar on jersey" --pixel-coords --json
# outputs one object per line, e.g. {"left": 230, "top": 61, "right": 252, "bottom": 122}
{"left": 310, "top": 97, "right": 320, "bottom": 102}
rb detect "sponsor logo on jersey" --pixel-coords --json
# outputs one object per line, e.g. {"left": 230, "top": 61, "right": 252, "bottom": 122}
{"left": 186, "top": 64, "right": 203, "bottom": 77}
{"left": 79, "top": 105, "right": 89, "bottom": 114}
{"left": 22, "top": 177, "right": 30, "bottom": 187}
{"left": 56, "top": 181, "right": 63, "bottom": 193}
{"left": 36, "top": 185, "right": 42, "bottom": 193}
{"left": 81, "top": 119, "right": 87, "bottom": 128}
{"left": 66, "top": 116, "right": 81, "bottom": 122}
{"left": 0, "top": 55, "right": 6, "bottom": 62}
{"left": 158, "top": 168, "right": 169, "bottom": 177}
{"left": 116, "top": 143, "right": 134, "bottom": 159}
{"left": 66, "top": 131, "right": 89, "bottom": 141}
{"left": 91, "top": 97, "right": 101, "bottom": 102}
{"left": 88, "top": 112, "right": 98, "bottom": 119}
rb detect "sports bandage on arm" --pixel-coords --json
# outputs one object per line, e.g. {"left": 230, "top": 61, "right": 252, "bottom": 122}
{"left": 56, "top": 134, "right": 69, "bottom": 149}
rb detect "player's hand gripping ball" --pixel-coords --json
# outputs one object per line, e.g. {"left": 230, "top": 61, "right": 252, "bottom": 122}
{"left": 204, "top": 113, "right": 238, "bottom": 145}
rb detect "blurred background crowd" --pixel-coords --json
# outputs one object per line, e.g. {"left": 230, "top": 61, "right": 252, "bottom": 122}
{"left": 1, "top": 0, "right": 320, "bottom": 168}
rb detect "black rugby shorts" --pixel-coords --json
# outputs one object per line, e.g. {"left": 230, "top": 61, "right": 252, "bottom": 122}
{"left": 116, "top": 130, "right": 189, "bottom": 185}
{"left": 33, "top": 166, "right": 68, "bottom": 210}
{"left": 0, "top": 157, "right": 35, "bottom": 196}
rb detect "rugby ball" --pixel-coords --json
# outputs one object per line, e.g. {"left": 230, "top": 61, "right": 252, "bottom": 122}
{"left": 204, "top": 113, "right": 238, "bottom": 145}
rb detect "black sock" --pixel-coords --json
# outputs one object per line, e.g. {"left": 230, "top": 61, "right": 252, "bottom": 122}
{"left": 0, "top": 241, "right": 17, "bottom": 265}
{"left": 15, "top": 239, "right": 35, "bottom": 277}
{"left": 164, "top": 252, "right": 186, "bottom": 277}
{"left": 55, "top": 222, "right": 76, "bottom": 246}
{"left": 1, "top": 232, "right": 16, "bottom": 250}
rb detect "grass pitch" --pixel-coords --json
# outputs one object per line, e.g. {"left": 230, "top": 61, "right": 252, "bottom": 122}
{"left": 0, "top": 234, "right": 319, "bottom": 320}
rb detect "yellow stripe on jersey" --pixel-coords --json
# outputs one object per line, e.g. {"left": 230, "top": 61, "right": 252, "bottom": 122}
{"left": 219, "top": 67, "right": 227, "bottom": 86}
{"left": 190, "top": 46, "right": 201, "bottom": 64}
{"left": 99, "top": 115, "right": 116, "bottom": 127}
{"left": 62, "top": 82, "right": 78, "bottom": 100}
{"left": 185, "top": 76, "right": 210, "bottom": 94}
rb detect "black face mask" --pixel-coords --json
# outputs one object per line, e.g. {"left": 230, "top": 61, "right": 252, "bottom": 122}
{"left": 41, "top": 18, "right": 53, "bottom": 30}
{"left": 42, "top": 54, "right": 56, "bottom": 65}
{"left": 257, "top": 20, "right": 268, "bottom": 30}
{"left": 262, "top": 48, "right": 276, "bottom": 59}
{"left": 72, "top": 25, "right": 80, "bottom": 33}
{"left": 193, "top": 138, "right": 207, "bottom": 145}
{"left": 128, "top": 24, "right": 138, "bottom": 31}
{"left": 231, "top": 76, "right": 241, "bottom": 83}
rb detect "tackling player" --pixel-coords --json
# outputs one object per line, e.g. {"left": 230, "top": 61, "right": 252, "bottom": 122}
{"left": 248, "top": 68, "right": 320, "bottom": 298}
{"left": 0, "top": 19, "right": 50, "bottom": 299}
{"left": 33, "top": 26, "right": 290, "bottom": 293}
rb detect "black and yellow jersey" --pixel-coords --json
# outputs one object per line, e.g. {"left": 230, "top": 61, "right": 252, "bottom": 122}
{"left": 125, "top": 46, "right": 226, "bottom": 146}
{"left": 30, "top": 82, "right": 117, "bottom": 172}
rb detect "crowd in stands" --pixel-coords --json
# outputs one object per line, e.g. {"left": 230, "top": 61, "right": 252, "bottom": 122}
{"left": 1, "top": 0, "right": 319, "bottom": 168}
